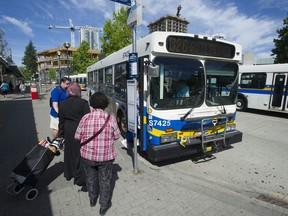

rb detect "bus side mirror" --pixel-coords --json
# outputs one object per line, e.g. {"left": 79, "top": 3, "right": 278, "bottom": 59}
{"left": 147, "top": 65, "right": 159, "bottom": 77}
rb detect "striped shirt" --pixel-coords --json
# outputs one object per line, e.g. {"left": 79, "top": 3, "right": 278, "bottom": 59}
{"left": 75, "top": 109, "right": 121, "bottom": 162}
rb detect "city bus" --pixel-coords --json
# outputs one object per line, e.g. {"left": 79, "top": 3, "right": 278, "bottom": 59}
{"left": 87, "top": 31, "right": 243, "bottom": 162}
{"left": 70, "top": 73, "right": 87, "bottom": 90}
{"left": 237, "top": 64, "right": 288, "bottom": 113}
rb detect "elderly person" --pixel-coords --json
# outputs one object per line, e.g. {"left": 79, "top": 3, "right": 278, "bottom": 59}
{"left": 75, "top": 92, "right": 121, "bottom": 215}
{"left": 58, "top": 82, "right": 90, "bottom": 187}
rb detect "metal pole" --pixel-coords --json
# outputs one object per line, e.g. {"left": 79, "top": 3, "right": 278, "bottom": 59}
{"left": 58, "top": 55, "right": 61, "bottom": 79}
{"left": 132, "top": 26, "right": 136, "bottom": 52}
{"left": 66, "top": 48, "right": 69, "bottom": 78}
{"left": 132, "top": 25, "right": 138, "bottom": 174}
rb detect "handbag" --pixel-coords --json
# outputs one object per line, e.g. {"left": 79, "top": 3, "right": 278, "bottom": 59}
{"left": 81, "top": 114, "right": 111, "bottom": 145}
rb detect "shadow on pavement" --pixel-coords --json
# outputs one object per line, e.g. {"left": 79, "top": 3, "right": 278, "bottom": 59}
{"left": 0, "top": 99, "right": 59, "bottom": 215}
{"left": 240, "top": 108, "right": 288, "bottom": 119}
{"left": 37, "top": 161, "right": 64, "bottom": 188}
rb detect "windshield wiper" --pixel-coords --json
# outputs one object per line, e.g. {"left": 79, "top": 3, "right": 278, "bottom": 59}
{"left": 215, "top": 92, "right": 226, "bottom": 114}
{"left": 180, "top": 86, "right": 206, "bottom": 121}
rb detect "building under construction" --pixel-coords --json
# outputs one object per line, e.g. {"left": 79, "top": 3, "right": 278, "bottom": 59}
{"left": 147, "top": 15, "right": 189, "bottom": 34}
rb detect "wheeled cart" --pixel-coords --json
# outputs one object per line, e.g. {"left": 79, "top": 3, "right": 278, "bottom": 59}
{"left": 6, "top": 138, "right": 61, "bottom": 200}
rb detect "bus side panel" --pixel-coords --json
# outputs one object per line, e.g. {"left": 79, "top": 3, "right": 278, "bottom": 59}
{"left": 238, "top": 88, "right": 271, "bottom": 110}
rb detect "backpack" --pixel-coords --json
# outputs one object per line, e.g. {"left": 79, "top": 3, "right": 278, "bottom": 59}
{"left": 50, "top": 87, "right": 63, "bottom": 107}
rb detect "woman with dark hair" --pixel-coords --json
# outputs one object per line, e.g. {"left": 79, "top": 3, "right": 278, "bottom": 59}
{"left": 75, "top": 92, "right": 121, "bottom": 215}
{"left": 58, "top": 82, "right": 90, "bottom": 187}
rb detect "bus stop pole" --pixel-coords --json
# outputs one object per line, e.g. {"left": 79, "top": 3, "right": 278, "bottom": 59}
{"left": 132, "top": 25, "right": 138, "bottom": 174}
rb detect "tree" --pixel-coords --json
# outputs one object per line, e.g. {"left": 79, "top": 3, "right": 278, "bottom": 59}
{"left": 271, "top": 17, "right": 288, "bottom": 63}
{"left": 101, "top": 7, "right": 132, "bottom": 56}
{"left": 0, "top": 29, "right": 11, "bottom": 61}
{"left": 48, "top": 68, "right": 56, "bottom": 79}
{"left": 71, "top": 41, "right": 96, "bottom": 75}
{"left": 22, "top": 40, "right": 37, "bottom": 78}
{"left": 19, "top": 66, "right": 30, "bottom": 80}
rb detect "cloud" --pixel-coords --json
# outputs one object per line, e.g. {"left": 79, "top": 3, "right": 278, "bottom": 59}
{"left": 68, "top": 0, "right": 114, "bottom": 19}
{"left": 141, "top": 0, "right": 280, "bottom": 57}
{"left": 32, "top": 2, "right": 54, "bottom": 19}
{"left": 58, "top": 0, "right": 71, "bottom": 10}
{"left": 2, "top": 16, "right": 34, "bottom": 37}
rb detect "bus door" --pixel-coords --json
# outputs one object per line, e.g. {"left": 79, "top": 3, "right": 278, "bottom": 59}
{"left": 270, "top": 73, "right": 288, "bottom": 112}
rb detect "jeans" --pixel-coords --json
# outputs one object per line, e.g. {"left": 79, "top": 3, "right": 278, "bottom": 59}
{"left": 82, "top": 158, "right": 113, "bottom": 208}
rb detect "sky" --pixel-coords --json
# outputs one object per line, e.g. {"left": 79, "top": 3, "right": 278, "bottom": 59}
{"left": 0, "top": 0, "right": 288, "bottom": 66}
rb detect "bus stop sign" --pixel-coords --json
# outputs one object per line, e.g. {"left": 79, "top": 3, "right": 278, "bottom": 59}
{"left": 109, "top": 0, "right": 131, "bottom": 6}
{"left": 128, "top": 52, "right": 138, "bottom": 78}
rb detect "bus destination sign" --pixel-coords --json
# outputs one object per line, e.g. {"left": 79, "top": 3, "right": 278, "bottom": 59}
{"left": 166, "top": 36, "right": 236, "bottom": 59}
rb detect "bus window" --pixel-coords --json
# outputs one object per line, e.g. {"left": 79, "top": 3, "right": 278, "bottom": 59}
{"left": 205, "top": 60, "right": 238, "bottom": 106}
{"left": 105, "top": 67, "right": 113, "bottom": 95}
{"left": 151, "top": 57, "right": 205, "bottom": 109}
{"left": 94, "top": 71, "right": 99, "bottom": 91}
{"left": 115, "top": 63, "right": 127, "bottom": 100}
{"left": 99, "top": 69, "right": 104, "bottom": 90}
{"left": 88, "top": 72, "right": 93, "bottom": 86}
{"left": 240, "top": 73, "right": 266, "bottom": 89}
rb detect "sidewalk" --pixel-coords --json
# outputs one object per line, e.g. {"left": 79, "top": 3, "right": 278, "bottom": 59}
{"left": 0, "top": 90, "right": 287, "bottom": 216}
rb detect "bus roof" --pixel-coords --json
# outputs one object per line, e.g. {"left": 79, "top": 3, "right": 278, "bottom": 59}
{"left": 239, "top": 63, "right": 288, "bottom": 73}
{"left": 87, "top": 31, "right": 242, "bottom": 72}
{"left": 69, "top": 73, "right": 87, "bottom": 78}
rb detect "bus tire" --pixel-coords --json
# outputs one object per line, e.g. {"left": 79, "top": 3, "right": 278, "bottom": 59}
{"left": 117, "top": 111, "right": 127, "bottom": 138}
{"left": 236, "top": 96, "right": 246, "bottom": 111}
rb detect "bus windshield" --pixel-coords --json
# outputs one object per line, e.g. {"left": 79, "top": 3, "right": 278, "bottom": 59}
{"left": 150, "top": 57, "right": 205, "bottom": 109}
{"left": 205, "top": 60, "right": 238, "bottom": 106}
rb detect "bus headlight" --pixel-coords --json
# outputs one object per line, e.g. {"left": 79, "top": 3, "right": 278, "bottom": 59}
{"left": 226, "top": 124, "right": 236, "bottom": 131}
{"left": 160, "top": 133, "right": 177, "bottom": 144}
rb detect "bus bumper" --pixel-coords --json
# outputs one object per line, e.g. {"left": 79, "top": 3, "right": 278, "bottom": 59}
{"left": 147, "top": 130, "right": 242, "bottom": 162}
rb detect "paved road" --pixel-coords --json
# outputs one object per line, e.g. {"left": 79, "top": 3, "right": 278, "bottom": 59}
{"left": 0, "top": 91, "right": 287, "bottom": 216}
{"left": 160, "top": 109, "right": 288, "bottom": 198}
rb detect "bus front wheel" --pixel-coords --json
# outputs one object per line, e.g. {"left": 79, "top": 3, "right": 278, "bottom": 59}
{"left": 236, "top": 97, "right": 246, "bottom": 111}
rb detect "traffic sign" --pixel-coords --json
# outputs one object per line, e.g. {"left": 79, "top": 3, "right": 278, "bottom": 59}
{"left": 127, "top": 3, "right": 142, "bottom": 27}
{"left": 109, "top": 0, "right": 131, "bottom": 6}
{"left": 128, "top": 52, "right": 138, "bottom": 78}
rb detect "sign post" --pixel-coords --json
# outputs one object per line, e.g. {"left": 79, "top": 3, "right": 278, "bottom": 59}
{"left": 127, "top": 1, "right": 141, "bottom": 173}
{"left": 127, "top": 52, "right": 138, "bottom": 173}
{"left": 111, "top": 0, "right": 140, "bottom": 173}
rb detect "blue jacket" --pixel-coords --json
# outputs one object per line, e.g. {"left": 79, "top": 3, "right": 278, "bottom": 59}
{"left": 50, "top": 86, "right": 67, "bottom": 117}
{"left": 1, "top": 83, "right": 9, "bottom": 91}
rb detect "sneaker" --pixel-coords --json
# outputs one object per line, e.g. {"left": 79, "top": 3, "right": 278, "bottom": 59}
{"left": 99, "top": 201, "right": 112, "bottom": 216}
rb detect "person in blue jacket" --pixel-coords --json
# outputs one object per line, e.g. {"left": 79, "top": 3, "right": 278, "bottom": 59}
{"left": 1, "top": 81, "right": 9, "bottom": 98}
{"left": 173, "top": 81, "right": 190, "bottom": 98}
{"left": 50, "top": 77, "right": 71, "bottom": 138}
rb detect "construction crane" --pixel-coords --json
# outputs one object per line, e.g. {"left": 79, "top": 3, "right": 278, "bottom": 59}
{"left": 48, "top": 18, "right": 103, "bottom": 49}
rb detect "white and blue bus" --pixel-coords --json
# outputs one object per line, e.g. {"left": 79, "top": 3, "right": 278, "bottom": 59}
{"left": 237, "top": 64, "right": 288, "bottom": 113}
{"left": 87, "top": 31, "right": 243, "bottom": 162}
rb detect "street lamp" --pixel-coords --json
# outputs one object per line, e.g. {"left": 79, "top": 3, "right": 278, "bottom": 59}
{"left": 57, "top": 50, "right": 61, "bottom": 79}
{"left": 63, "top": 42, "right": 71, "bottom": 78}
